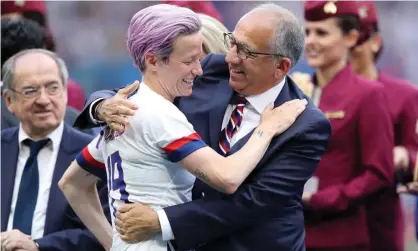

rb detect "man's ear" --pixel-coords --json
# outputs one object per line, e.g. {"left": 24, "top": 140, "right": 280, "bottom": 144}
{"left": 3, "top": 90, "right": 15, "bottom": 114}
{"left": 274, "top": 57, "right": 292, "bottom": 79}
{"left": 144, "top": 53, "right": 158, "bottom": 72}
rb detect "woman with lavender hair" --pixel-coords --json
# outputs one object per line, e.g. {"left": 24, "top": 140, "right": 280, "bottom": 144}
{"left": 58, "top": 4, "right": 306, "bottom": 251}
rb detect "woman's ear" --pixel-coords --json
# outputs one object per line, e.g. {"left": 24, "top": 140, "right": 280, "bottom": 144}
{"left": 144, "top": 53, "right": 158, "bottom": 72}
{"left": 345, "top": 29, "right": 360, "bottom": 49}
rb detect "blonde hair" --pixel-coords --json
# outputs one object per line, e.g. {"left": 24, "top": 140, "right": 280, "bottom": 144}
{"left": 198, "top": 13, "right": 229, "bottom": 54}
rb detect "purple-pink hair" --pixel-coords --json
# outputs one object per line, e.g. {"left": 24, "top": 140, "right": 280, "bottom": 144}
{"left": 127, "top": 4, "right": 201, "bottom": 72}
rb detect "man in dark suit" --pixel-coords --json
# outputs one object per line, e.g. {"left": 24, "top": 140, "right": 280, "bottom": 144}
{"left": 1, "top": 49, "right": 109, "bottom": 251}
{"left": 1, "top": 16, "right": 91, "bottom": 133}
{"left": 74, "top": 4, "right": 331, "bottom": 251}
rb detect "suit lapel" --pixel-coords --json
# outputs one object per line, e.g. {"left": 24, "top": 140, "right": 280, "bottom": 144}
{"left": 208, "top": 81, "right": 234, "bottom": 152}
{"left": 1, "top": 128, "right": 19, "bottom": 231}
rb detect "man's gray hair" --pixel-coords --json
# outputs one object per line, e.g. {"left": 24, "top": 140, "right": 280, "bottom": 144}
{"left": 2, "top": 49, "right": 69, "bottom": 97}
{"left": 253, "top": 3, "right": 305, "bottom": 68}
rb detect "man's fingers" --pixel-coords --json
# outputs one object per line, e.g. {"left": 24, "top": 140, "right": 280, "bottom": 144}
{"left": 1, "top": 233, "right": 8, "bottom": 245}
{"left": 108, "top": 122, "right": 125, "bottom": 133}
{"left": 114, "top": 217, "right": 123, "bottom": 228}
{"left": 120, "top": 234, "right": 134, "bottom": 243}
{"left": 114, "top": 105, "right": 137, "bottom": 117}
{"left": 118, "top": 204, "right": 134, "bottom": 214}
{"left": 5, "top": 240, "right": 21, "bottom": 251}
{"left": 113, "top": 99, "right": 138, "bottom": 111}
{"left": 109, "top": 114, "right": 130, "bottom": 126}
{"left": 115, "top": 225, "right": 126, "bottom": 235}
{"left": 118, "top": 81, "right": 140, "bottom": 96}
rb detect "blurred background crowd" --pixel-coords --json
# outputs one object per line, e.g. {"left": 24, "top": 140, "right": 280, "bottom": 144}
{"left": 44, "top": 1, "right": 418, "bottom": 98}
{"left": 1, "top": 1, "right": 417, "bottom": 250}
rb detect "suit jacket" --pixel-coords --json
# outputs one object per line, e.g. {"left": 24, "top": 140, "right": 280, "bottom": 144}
{"left": 304, "top": 66, "right": 394, "bottom": 249}
{"left": 74, "top": 53, "right": 332, "bottom": 251}
{"left": 1, "top": 124, "right": 110, "bottom": 251}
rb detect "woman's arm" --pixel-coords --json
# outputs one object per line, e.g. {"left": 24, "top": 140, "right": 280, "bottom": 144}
{"left": 180, "top": 125, "right": 273, "bottom": 194}
{"left": 58, "top": 161, "right": 112, "bottom": 251}
{"left": 180, "top": 100, "right": 307, "bottom": 194}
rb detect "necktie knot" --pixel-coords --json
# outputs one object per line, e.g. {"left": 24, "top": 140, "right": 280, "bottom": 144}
{"left": 24, "top": 139, "right": 50, "bottom": 157}
{"left": 230, "top": 93, "right": 248, "bottom": 106}
{"left": 219, "top": 94, "right": 247, "bottom": 155}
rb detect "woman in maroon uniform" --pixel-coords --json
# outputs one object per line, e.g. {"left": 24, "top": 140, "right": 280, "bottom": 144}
{"left": 301, "top": 1, "right": 395, "bottom": 250}
{"left": 350, "top": 2, "right": 418, "bottom": 251}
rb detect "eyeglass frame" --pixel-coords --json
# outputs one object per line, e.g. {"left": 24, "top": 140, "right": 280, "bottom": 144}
{"left": 7, "top": 82, "right": 64, "bottom": 100}
{"left": 223, "top": 32, "right": 286, "bottom": 60}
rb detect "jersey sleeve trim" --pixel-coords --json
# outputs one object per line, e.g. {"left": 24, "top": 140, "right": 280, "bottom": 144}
{"left": 163, "top": 132, "right": 207, "bottom": 162}
{"left": 75, "top": 147, "right": 107, "bottom": 180}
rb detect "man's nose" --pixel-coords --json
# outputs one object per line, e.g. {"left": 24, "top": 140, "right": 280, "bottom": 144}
{"left": 225, "top": 45, "right": 241, "bottom": 65}
{"left": 34, "top": 89, "right": 51, "bottom": 105}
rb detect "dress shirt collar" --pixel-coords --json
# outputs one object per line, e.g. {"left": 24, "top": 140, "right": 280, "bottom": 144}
{"left": 18, "top": 122, "right": 64, "bottom": 151}
{"left": 245, "top": 77, "right": 286, "bottom": 114}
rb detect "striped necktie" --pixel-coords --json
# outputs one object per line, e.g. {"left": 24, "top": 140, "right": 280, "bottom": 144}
{"left": 219, "top": 94, "right": 248, "bottom": 155}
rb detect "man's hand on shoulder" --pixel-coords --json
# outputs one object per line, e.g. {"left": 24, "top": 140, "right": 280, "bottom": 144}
{"left": 96, "top": 81, "right": 140, "bottom": 133}
{"left": 114, "top": 203, "right": 161, "bottom": 243}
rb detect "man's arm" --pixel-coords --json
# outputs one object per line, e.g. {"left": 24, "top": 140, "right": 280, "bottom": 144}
{"left": 163, "top": 117, "right": 331, "bottom": 250}
{"left": 36, "top": 182, "right": 110, "bottom": 251}
{"left": 307, "top": 87, "right": 394, "bottom": 212}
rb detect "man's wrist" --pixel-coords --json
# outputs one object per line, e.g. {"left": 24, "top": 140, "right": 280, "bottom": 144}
{"left": 89, "top": 98, "right": 105, "bottom": 124}
{"left": 94, "top": 100, "right": 105, "bottom": 121}
{"left": 151, "top": 210, "right": 162, "bottom": 234}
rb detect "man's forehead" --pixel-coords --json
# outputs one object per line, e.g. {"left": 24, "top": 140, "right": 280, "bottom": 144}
{"left": 15, "top": 53, "right": 58, "bottom": 73}
{"left": 233, "top": 15, "right": 275, "bottom": 50}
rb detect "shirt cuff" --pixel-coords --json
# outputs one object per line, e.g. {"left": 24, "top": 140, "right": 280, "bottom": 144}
{"left": 89, "top": 98, "right": 105, "bottom": 124}
{"left": 157, "top": 209, "right": 175, "bottom": 241}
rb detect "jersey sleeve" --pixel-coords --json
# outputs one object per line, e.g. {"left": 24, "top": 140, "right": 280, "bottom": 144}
{"left": 75, "top": 133, "right": 107, "bottom": 180}
{"left": 140, "top": 106, "right": 207, "bottom": 163}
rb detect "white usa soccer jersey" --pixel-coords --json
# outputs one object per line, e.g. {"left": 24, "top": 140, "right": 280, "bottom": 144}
{"left": 76, "top": 84, "right": 207, "bottom": 251}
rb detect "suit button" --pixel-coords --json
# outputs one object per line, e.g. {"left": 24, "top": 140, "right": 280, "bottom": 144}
{"left": 201, "top": 192, "right": 205, "bottom": 197}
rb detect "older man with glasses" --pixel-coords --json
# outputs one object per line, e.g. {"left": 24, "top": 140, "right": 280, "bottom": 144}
{"left": 73, "top": 3, "right": 331, "bottom": 251}
{"left": 1, "top": 49, "right": 109, "bottom": 251}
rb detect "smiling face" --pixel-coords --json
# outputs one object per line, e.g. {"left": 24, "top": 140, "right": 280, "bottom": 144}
{"left": 304, "top": 17, "right": 358, "bottom": 70}
{"left": 225, "top": 10, "right": 287, "bottom": 96}
{"left": 4, "top": 52, "right": 67, "bottom": 137}
{"left": 155, "top": 32, "right": 203, "bottom": 98}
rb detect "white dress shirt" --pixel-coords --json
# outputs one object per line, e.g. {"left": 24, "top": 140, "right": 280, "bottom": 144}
{"left": 157, "top": 78, "right": 286, "bottom": 241}
{"left": 7, "top": 122, "right": 64, "bottom": 239}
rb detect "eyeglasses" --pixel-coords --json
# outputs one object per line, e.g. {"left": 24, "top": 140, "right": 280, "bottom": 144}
{"left": 9, "top": 83, "right": 63, "bottom": 100}
{"left": 223, "top": 32, "right": 286, "bottom": 60}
